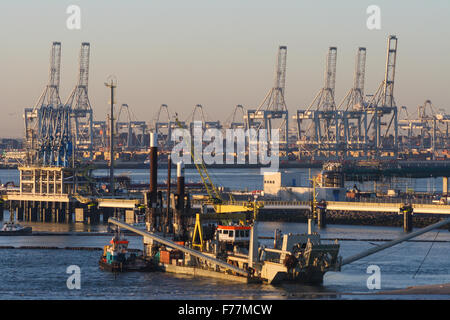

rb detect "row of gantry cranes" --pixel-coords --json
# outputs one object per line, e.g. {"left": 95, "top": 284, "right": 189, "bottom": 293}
{"left": 23, "top": 35, "right": 450, "bottom": 167}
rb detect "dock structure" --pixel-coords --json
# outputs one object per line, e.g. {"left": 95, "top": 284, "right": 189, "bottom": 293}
{"left": 2, "top": 165, "right": 144, "bottom": 224}
{"left": 4, "top": 163, "right": 450, "bottom": 231}
{"left": 5, "top": 166, "right": 79, "bottom": 223}
{"left": 1, "top": 130, "right": 193, "bottom": 229}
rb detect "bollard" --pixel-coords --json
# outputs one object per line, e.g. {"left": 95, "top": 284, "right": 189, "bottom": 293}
{"left": 317, "top": 209, "right": 327, "bottom": 229}
{"left": 316, "top": 201, "right": 327, "bottom": 229}
{"left": 400, "top": 204, "right": 413, "bottom": 233}
{"left": 404, "top": 211, "right": 413, "bottom": 233}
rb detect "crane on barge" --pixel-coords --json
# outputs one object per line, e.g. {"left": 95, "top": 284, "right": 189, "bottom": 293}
{"left": 173, "top": 114, "right": 263, "bottom": 251}
{"left": 173, "top": 115, "right": 263, "bottom": 215}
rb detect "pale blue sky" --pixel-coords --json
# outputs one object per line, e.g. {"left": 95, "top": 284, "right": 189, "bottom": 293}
{"left": 1, "top": 0, "right": 449, "bottom": 137}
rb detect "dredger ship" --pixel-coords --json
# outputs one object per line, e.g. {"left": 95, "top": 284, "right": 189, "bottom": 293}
{"left": 109, "top": 215, "right": 341, "bottom": 284}
{"left": 104, "top": 132, "right": 450, "bottom": 284}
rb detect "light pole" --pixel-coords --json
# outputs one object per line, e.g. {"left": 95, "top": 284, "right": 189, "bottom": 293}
{"left": 105, "top": 76, "right": 117, "bottom": 195}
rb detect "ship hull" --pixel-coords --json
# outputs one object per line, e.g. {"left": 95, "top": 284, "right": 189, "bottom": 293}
{"left": 0, "top": 227, "right": 32, "bottom": 236}
{"left": 98, "top": 257, "right": 155, "bottom": 272}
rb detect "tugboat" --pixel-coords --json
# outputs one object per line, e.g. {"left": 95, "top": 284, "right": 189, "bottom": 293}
{"left": 99, "top": 231, "right": 155, "bottom": 272}
{"left": 0, "top": 222, "right": 32, "bottom": 236}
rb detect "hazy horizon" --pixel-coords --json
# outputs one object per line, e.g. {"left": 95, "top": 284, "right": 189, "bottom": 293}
{"left": 1, "top": 0, "right": 449, "bottom": 138}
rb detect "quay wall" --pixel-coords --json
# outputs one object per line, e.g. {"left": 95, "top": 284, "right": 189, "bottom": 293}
{"left": 258, "top": 208, "right": 446, "bottom": 228}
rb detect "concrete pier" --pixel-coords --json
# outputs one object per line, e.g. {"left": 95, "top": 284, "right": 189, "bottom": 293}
{"left": 45, "top": 207, "right": 52, "bottom": 222}
{"left": 75, "top": 208, "right": 85, "bottom": 223}
{"left": 30, "top": 206, "right": 38, "bottom": 222}
{"left": 444, "top": 177, "right": 448, "bottom": 196}
{"left": 17, "top": 206, "right": 24, "bottom": 221}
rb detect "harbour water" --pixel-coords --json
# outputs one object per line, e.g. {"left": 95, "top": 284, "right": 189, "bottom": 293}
{"left": 1, "top": 167, "right": 447, "bottom": 193}
{"left": 1, "top": 168, "right": 450, "bottom": 299}
{"left": 91, "top": 167, "right": 448, "bottom": 193}
{"left": 1, "top": 221, "right": 450, "bottom": 299}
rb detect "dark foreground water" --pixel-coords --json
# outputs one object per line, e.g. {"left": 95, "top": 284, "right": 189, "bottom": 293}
{"left": 1, "top": 221, "right": 450, "bottom": 300}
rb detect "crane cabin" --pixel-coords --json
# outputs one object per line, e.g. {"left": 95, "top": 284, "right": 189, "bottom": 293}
{"left": 216, "top": 225, "right": 251, "bottom": 244}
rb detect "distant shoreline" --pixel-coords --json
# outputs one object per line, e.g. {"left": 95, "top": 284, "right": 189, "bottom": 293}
{"left": 377, "top": 283, "right": 450, "bottom": 295}
{"left": 0, "top": 162, "right": 323, "bottom": 170}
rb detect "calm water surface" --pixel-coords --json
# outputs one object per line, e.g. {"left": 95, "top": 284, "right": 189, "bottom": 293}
{"left": 1, "top": 168, "right": 450, "bottom": 299}
{"left": 1, "top": 220, "right": 450, "bottom": 300}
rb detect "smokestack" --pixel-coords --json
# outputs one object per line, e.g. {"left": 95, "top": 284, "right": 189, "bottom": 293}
{"left": 176, "top": 162, "right": 185, "bottom": 198}
{"left": 149, "top": 132, "right": 158, "bottom": 197}
{"left": 173, "top": 161, "right": 185, "bottom": 237}
{"left": 166, "top": 154, "right": 172, "bottom": 231}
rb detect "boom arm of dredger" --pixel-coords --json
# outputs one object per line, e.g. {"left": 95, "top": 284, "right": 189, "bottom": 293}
{"left": 173, "top": 115, "right": 260, "bottom": 214}
{"left": 340, "top": 217, "right": 450, "bottom": 267}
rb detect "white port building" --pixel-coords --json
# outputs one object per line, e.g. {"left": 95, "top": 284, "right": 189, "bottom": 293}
{"left": 263, "top": 171, "right": 347, "bottom": 201}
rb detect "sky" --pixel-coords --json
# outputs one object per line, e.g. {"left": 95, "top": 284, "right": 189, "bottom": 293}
{"left": 1, "top": 0, "right": 449, "bottom": 138}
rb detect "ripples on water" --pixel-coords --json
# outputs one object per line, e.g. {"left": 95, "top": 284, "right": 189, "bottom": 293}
{"left": 2, "top": 220, "right": 450, "bottom": 299}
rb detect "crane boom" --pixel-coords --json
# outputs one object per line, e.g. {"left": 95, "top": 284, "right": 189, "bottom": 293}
{"left": 173, "top": 115, "right": 262, "bottom": 214}
{"left": 174, "top": 116, "right": 222, "bottom": 204}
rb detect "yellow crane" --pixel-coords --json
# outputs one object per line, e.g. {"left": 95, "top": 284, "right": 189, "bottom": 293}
{"left": 173, "top": 115, "right": 262, "bottom": 214}
{"left": 173, "top": 115, "right": 264, "bottom": 251}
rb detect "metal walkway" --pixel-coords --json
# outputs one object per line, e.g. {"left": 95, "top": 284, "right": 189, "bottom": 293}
{"left": 192, "top": 199, "right": 450, "bottom": 214}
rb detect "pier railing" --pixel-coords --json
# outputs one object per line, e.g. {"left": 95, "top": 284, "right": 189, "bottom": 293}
{"left": 344, "top": 196, "right": 441, "bottom": 205}
{"left": 191, "top": 199, "right": 310, "bottom": 208}
{"left": 3, "top": 191, "right": 71, "bottom": 202}
{"left": 191, "top": 198, "right": 450, "bottom": 214}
